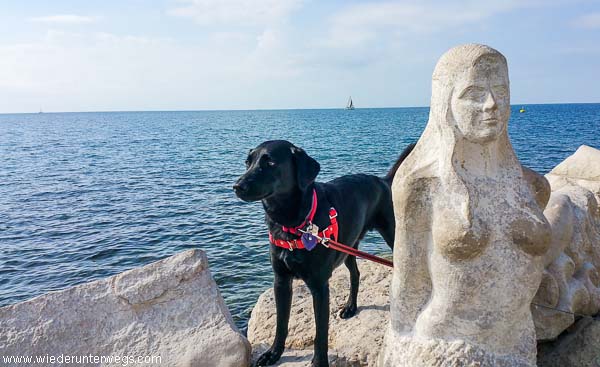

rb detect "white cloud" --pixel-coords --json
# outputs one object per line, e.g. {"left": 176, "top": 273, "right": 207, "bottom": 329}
{"left": 166, "top": 0, "right": 306, "bottom": 80}
{"left": 251, "top": 28, "right": 302, "bottom": 77}
{"left": 331, "top": 3, "right": 478, "bottom": 34}
{"left": 94, "top": 32, "right": 172, "bottom": 45}
{"left": 167, "top": 0, "right": 303, "bottom": 26}
{"left": 0, "top": 26, "right": 306, "bottom": 112}
{"left": 28, "top": 14, "right": 97, "bottom": 24}
{"left": 324, "top": 0, "right": 543, "bottom": 49}
{"left": 572, "top": 12, "right": 600, "bottom": 29}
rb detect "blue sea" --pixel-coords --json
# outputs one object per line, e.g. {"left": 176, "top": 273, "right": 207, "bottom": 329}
{"left": 1, "top": 104, "right": 599, "bottom": 332}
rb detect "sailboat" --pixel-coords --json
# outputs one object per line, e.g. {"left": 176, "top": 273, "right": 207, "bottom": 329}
{"left": 346, "top": 96, "right": 355, "bottom": 110}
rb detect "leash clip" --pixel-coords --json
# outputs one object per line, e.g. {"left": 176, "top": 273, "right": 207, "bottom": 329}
{"left": 306, "top": 222, "right": 319, "bottom": 235}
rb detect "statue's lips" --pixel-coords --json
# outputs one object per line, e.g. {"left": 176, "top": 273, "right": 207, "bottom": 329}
{"left": 482, "top": 118, "right": 498, "bottom": 125}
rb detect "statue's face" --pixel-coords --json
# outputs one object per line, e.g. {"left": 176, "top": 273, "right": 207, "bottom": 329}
{"left": 450, "top": 57, "right": 510, "bottom": 144}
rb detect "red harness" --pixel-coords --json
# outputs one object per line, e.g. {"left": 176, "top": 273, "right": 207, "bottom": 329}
{"left": 266, "top": 189, "right": 392, "bottom": 267}
{"left": 268, "top": 189, "right": 339, "bottom": 251}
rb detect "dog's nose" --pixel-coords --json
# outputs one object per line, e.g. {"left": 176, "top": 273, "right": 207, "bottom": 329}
{"left": 233, "top": 182, "right": 248, "bottom": 193}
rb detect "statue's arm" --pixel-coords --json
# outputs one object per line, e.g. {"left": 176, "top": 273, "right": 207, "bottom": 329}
{"left": 390, "top": 179, "right": 433, "bottom": 331}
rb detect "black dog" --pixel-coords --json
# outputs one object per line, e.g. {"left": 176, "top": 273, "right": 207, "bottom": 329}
{"left": 233, "top": 140, "right": 414, "bottom": 367}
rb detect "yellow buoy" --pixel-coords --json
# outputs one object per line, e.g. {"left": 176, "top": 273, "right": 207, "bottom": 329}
{"left": 519, "top": 107, "right": 525, "bottom": 113}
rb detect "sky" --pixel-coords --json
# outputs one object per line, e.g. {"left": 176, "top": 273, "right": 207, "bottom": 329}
{"left": 0, "top": 0, "right": 599, "bottom": 113}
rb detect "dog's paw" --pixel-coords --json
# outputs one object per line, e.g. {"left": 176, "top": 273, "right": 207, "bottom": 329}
{"left": 310, "top": 355, "right": 329, "bottom": 367}
{"left": 255, "top": 348, "right": 283, "bottom": 366}
{"left": 338, "top": 302, "right": 358, "bottom": 319}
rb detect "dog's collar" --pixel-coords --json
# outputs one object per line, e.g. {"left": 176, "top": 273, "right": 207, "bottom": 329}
{"left": 280, "top": 188, "right": 317, "bottom": 235}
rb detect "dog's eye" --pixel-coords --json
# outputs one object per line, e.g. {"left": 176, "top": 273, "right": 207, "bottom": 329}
{"left": 245, "top": 160, "right": 251, "bottom": 168}
{"left": 261, "top": 154, "right": 276, "bottom": 167}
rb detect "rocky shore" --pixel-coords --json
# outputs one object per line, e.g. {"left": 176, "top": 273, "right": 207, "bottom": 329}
{"left": 249, "top": 260, "right": 391, "bottom": 366}
{"left": 247, "top": 144, "right": 600, "bottom": 366}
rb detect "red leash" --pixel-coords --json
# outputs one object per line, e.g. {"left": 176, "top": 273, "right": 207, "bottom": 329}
{"left": 298, "top": 228, "right": 394, "bottom": 268}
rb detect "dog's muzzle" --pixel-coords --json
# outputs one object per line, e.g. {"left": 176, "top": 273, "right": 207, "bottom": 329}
{"left": 233, "top": 182, "right": 248, "bottom": 196}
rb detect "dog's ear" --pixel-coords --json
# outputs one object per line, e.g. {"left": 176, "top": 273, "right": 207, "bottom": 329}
{"left": 291, "top": 146, "right": 320, "bottom": 191}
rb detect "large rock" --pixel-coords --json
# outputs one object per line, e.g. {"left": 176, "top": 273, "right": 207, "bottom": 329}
{"left": 537, "top": 315, "right": 600, "bottom": 367}
{"left": 248, "top": 260, "right": 392, "bottom": 366}
{"left": 546, "top": 144, "right": 600, "bottom": 212}
{"left": 0, "top": 249, "right": 251, "bottom": 367}
{"left": 532, "top": 145, "right": 600, "bottom": 340}
{"left": 549, "top": 145, "right": 600, "bottom": 183}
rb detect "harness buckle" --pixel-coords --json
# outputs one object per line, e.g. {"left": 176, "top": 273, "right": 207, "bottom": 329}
{"left": 287, "top": 241, "right": 294, "bottom": 251}
{"left": 329, "top": 212, "right": 338, "bottom": 220}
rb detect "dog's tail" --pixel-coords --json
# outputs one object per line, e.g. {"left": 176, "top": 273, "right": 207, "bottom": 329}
{"left": 384, "top": 142, "right": 416, "bottom": 185}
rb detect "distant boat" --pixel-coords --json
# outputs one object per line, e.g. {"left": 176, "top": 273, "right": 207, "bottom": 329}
{"left": 346, "top": 96, "right": 355, "bottom": 110}
{"left": 519, "top": 107, "right": 525, "bottom": 113}
{"left": 38, "top": 108, "right": 43, "bottom": 114}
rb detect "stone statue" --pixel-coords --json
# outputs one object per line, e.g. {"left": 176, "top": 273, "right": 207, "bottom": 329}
{"left": 379, "top": 44, "right": 552, "bottom": 367}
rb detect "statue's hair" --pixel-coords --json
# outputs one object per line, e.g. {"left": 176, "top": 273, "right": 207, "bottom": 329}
{"left": 393, "top": 43, "right": 516, "bottom": 217}
{"left": 399, "top": 43, "right": 513, "bottom": 182}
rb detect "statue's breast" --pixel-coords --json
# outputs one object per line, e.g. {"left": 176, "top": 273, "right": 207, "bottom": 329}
{"left": 509, "top": 211, "right": 551, "bottom": 256}
{"left": 432, "top": 211, "right": 490, "bottom": 261}
{"left": 431, "top": 190, "right": 551, "bottom": 261}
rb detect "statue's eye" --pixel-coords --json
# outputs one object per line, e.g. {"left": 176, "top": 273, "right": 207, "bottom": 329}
{"left": 460, "top": 86, "right": 486, "bottom": 101}
{"left": 267, "top": 160, "right": 276, "bottom": 167}
{"left": 492, "top": 86, "right": 508, "bottom": 99}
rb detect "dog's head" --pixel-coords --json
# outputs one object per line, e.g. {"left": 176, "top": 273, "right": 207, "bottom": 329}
{"left": 233, "top": 140, "right": 320, "bottom": 202}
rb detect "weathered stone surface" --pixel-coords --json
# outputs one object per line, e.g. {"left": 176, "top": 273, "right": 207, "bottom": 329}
{"left": 379, "top": 44, "right": 551, "bottom": 367}
{"left": 532, "top": 145, "right": 600, "bottom": 340}
{"left": 248, "top": 260, "right": 392, "bottom": 366}
{"left": 550, "top": 145, "right": 600, "bottom": 181}
{"left": 547, "top": 145, "right": 600, "bottom": 209}
{"left": 0, "top": 249, "right": 251, "bottom": 367}
{"left": 537, "top": 316, "right": 600, "bottom": 367}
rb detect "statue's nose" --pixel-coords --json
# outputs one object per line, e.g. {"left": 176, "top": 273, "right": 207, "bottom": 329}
{"left": 483, "top": 92, "right": 498, "bottom": 112}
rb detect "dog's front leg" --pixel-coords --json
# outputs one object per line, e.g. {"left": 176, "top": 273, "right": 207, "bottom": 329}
{"left": 309, "top": 282, "right": 330, "bottom": 367}
{"left": 255, "top": 271, "right": 293, "bottom": 366}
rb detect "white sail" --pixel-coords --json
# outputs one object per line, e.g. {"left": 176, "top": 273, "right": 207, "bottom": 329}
{"left": 346, "top": 96, "right": 354, "bottom": 110}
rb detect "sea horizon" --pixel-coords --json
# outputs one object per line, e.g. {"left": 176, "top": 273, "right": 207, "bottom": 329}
{"left": 2, "top": 101, "right": 600, "bottom": 116}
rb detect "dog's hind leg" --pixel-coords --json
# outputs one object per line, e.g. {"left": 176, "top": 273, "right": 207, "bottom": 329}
{"left": 377, "top": 223, "right": 395, "bottom": 249}
{"left": 375, "top": 205, "right": 395, "bottom": 249}
{"left": 339, "top": 255, "right": 359, "bottom": 319}
{"left": 256, "top": 271, "right": 293, "bottom": 366}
